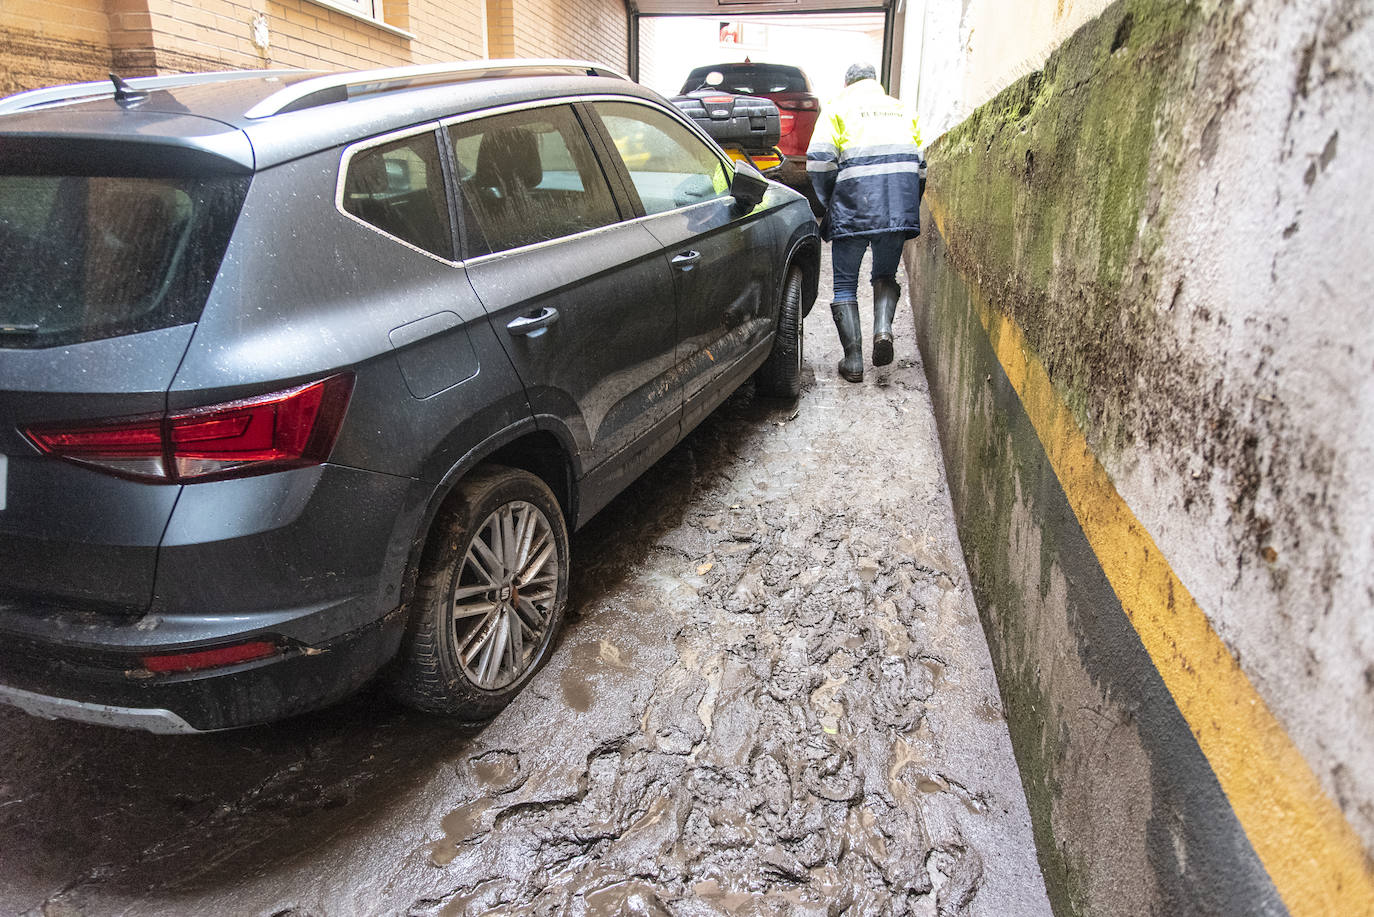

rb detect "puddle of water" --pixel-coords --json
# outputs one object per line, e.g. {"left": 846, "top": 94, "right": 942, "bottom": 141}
{"left": 692, "top": 878, "right": 752, "bottom": 911}
{"left": 470, "top": 750, "right": 520, "bottom": 792}
{"left": 428, "top": 839, "right": 458, "bottom": 867}
{"left": 915, "top": 774, "right": 949, "bottom": 794}
{"left": 561, "top": 670, "right": 594, "bottom": 712}
{"left": 569, "top": 639, "right": 632, "bottom": 670}
{"left": 694, "top": 878, "right": 812, "bottom": 914}
{"left": 439, "top": 797, "right": 493, "bottom": 847}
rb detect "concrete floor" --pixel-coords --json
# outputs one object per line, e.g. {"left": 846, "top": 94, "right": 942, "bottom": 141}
{"left": 0, "top": 250, "right": 1051, "bottom": 917}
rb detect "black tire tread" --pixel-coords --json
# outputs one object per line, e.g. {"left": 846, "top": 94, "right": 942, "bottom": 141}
{"left": 388, "top": 465, "right": 569, "bottom": 719}
{"left": 754, "top": 265, "right": 805, "bottom": 399}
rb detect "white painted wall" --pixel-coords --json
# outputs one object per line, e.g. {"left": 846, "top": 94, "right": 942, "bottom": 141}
{"left": 899, "top": 0, "right": 1113, "bottom": 140}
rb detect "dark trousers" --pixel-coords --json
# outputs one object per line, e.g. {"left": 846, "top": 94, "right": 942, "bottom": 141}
{"left": 831, "top": 233, "right": 905, "bottom": 302}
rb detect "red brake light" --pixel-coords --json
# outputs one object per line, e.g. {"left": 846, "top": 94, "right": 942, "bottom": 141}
{"left": 141, "top": 640, "right": 278, "bottom": 673}
{"left": 25, "top": 374, "right": 354, "bottom": 483}
{"left": 703, "top": 95, "right": 734, "bottom": 105}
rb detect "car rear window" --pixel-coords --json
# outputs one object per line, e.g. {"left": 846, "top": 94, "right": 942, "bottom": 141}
{"left": 682, "top": 65, "right": 810, "bottom": 95}
{"left": 342, "top": 130, "right": 454, "bottom": 260}
{"left": 0, "top": 173, "right": 247, "bottom": 349}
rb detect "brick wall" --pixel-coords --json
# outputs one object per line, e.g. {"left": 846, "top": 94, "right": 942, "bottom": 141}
{"left": 485, "top": 0, "right": 514, "bottom": 58}
{"left": 0, "top": 0, "right": 113, "bottom": 95}
{"left": 1, "top": 0, "right": 488, "bottom": 92}
{"left": 488, "top": 0, "right": 626, "bottom": 70}
{"left": 2, "top": 0, "right": 622, "bottom": 95}
{"left": 130, "top": 0, "right": 487, "bottom": 75}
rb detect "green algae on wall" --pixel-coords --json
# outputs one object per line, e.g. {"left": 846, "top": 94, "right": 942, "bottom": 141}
{"left": 928, "top": 0, "right": 1199, "bottom": 457}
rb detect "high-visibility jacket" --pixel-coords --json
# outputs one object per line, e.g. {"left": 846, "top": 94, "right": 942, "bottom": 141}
{"left": 806, "top": 79, "right": 925, "bottom": 242}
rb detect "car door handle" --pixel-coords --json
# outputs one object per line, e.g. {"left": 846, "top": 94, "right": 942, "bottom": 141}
{"left": 671, "top": 250, "right": 701, "bottom": 271}
{"left": 506, "top": 307, "right": 559, "bottom": 337}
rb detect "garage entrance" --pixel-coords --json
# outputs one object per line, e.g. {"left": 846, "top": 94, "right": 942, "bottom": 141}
{"left": 626, "top": 1, "right": 904, "bottom": 98}
{"left": 637, "top": 13, "right": 887, "bottom": 100}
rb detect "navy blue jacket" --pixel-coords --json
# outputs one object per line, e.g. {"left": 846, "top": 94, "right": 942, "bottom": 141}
{"left": 806, "top": 79, "right": 926, "bottom": 242}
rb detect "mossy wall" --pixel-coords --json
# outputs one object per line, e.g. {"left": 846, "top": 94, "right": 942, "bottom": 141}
{"left": 908, "top": 0, "right": 1374, "bottom": 912}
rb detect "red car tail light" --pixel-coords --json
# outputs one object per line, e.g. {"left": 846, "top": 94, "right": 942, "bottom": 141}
{"left": 26, "top": 374, "right": 354, "bottom": 483}
{"left": 141, "top": 640, "right": 279, "bottom": 673}
{"left": 775, "top": 97, "right": 819, "bottom": 111}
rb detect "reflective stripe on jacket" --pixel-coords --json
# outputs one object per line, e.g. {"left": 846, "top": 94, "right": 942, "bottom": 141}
{"left": 806, "top": 79, "right": 925, "bottom": 242}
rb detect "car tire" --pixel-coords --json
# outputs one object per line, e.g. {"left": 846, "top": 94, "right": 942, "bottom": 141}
{"left": 754, "top": 265, "right": 805, "bottom": 399}
{"left": 390, "top": 465, "right": 569, "bottom": 718}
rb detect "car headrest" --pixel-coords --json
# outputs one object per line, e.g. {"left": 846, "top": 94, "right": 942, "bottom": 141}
{"left": 347, "top": 150, "right": 391, "bottom": 197}
{"left": 474, "top": 127, "right": 542, "bottom": 191}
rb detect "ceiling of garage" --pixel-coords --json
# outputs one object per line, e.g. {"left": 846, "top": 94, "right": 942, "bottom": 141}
{"left": 628, "top": 0, "right": 892, "bottom": 15}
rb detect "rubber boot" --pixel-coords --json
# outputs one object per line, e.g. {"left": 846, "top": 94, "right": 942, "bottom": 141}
{"left": 831, "top": 300, "right": 864, "bottom": 383}
{"left": 872, "top": 278, "right": 900, "bottom": 367}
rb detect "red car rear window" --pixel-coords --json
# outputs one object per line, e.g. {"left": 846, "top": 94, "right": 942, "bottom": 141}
{"left": 682, "top": 65, "right": 811, "bottom": 96}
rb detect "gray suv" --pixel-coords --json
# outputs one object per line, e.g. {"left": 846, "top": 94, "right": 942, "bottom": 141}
{"left": 0, "top": 60, "right": 819, "bottom": 732}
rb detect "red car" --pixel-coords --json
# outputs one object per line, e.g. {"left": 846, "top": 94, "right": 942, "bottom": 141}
{"left": 680, "top": 62, "right": 819, "bottom": 187}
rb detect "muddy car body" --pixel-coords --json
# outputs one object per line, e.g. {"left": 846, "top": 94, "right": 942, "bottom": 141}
{"left": 0, "top": 61, "right": 820, "bottom": 732}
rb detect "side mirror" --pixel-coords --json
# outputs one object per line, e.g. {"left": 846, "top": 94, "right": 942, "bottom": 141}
{"left": 730, "top": 159, "right": 769, "bottom": 212}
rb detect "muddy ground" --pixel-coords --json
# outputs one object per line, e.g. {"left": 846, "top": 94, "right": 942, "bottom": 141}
{"left": 0, "top": 252, "right": 1051, "bottom": 917}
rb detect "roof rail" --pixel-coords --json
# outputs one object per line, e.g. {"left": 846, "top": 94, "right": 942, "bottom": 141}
{"left": 0, "top": 70, "right": 311, "bottom": 115}
{"left": 242, "top": 59, "right": 630, "bottom": 120}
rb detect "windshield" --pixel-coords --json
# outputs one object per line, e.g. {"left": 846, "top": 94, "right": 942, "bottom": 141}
{"left": 0, "top": 174, "right": 248, "bottom": 348}
{"left": 682, "top": 65, "right": 809, "bottom": 95}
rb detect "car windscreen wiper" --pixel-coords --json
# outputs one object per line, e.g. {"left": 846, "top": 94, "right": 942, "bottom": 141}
{"left": 0, "top": 323, "right": 40, "bottom": 335}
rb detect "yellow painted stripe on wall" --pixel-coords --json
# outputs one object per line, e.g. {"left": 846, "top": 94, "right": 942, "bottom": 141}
{"left": 925, "top": 198, "right": 1374, "bottom": 916}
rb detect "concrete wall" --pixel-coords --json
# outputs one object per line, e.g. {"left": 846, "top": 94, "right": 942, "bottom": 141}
{"left": 906, "top": 0, "right": 1374, "bottom": 913}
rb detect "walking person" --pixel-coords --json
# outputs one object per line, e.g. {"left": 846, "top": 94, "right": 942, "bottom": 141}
{"left": 806, "top": 63, "right": 925, "bottom": 383}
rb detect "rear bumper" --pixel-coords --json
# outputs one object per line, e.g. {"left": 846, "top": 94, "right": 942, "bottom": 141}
{"left": 0, "top": 607, "right": 405, "bottom": 731}
{"left": 0, "top": 462, "right": 433, "bottom": 731}
{"left": 0, "top": 683, "right": 200, "bottom": 733}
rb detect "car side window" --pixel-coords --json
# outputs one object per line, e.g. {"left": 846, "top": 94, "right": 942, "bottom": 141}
{"left": 342, "top": 130, "right": 453, "bottom": 260}
{"left": 592, "top": 101, "right": 731, "bottom": 216}
{"left": 449, "top": 106, "right": 620, "bottom": 257}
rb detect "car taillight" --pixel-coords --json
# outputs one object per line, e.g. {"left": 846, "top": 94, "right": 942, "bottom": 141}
{"left": 141, "top": 640, "right": 279, "bottom": 673}
{"left": 25, "top": 374, "right": 354, "bottom": 483}
{"left": 775, "top": 98, "right": 819, "bottom": 111}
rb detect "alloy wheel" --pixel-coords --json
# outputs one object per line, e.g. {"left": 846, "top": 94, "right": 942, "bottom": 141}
{"left": 449, "top": 500, "right": 560, "bottom": 690}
